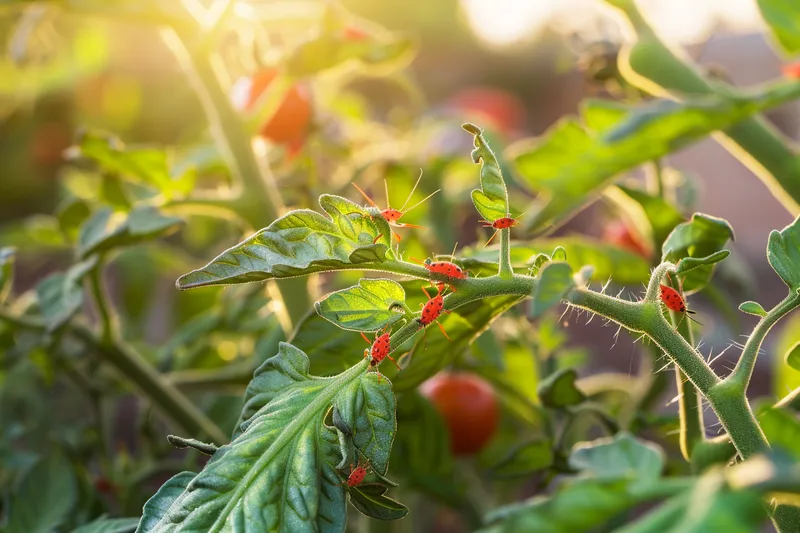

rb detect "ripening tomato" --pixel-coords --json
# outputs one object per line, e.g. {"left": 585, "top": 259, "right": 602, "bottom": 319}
{"left": 231, "top": 68, "right": 312, "bottom": 146}
{"left": 602, "top": 219, "right": 650, "bottom": 258}
{"left": 782, "top": 62, "right": 800, "bottom": 79}
{"left": 449, "top": 88, "right": 526, "bottom": 136}
{"left": 420, "top": 373, "right": 499, "bottom": 456}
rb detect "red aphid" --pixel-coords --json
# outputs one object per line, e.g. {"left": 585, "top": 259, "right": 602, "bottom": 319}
{"left": 411, "top": 257, "right": 468, "bottom": 292}
{"left": 479, "top": 215, "right": 521, "bottom": 247}
{"left": 417, "top": 286, "right": 451, "bottom": 342}
{"left": 352, "top": 172, "right": 439, "bottom": 242}
{"left": 343, "top": 460, "right": 371, "bottom": 487}
{"left": 360, "top": 329, "right": 400, "bottom": 370}
{"left": 659, "top": 283, "right": 701, "bottom": 326}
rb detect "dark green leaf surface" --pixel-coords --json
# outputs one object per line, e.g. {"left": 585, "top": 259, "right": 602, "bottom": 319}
{"left": 74, "top": 516, "right": 140, "bottom": 533}
{"left": 177, "top": 195, "right": 392, "bottom": 289}
{"left": 79, "top": 206, "right": 183, "bottom": 258}
{"left": 3, "top": 451, "right": 78, "bottom": 533}
{"left": 348, "top": 486, "right": 408, "bottom": 521}
{"left": 0, "top": 246, "right": 15, "bottom": 303}
{"left": 662, "top": 213, "right": 734, "bottom": 292}
{"left": 138, "top": 343, "right": 396, "bottom": 532}
{"left": 739, "top": 301, "right": 767, "bottom": 317}
{"left": 315, "top": 279, "right": 406, "bottom": 332}
{"left": 136, "top": 472, "right": 195, "bottom": 533}
{"left": 767, "top": 215, "right": 800, "bottom": 292}
{"left": 531, "top": 262, "right": 574, "bottom": 317}
{"left": 510, "top": 89, "right": 795, "bottom": 233}
{"left": 291, "top": 312, "right": 365, "bottom": 376}
{"left": 36, "top": 257, "right": 98, "bottom": 331}
{"left": 675, "top": 250, "right": 730, "bottom": 275}
{"left": 757, "top": 0, "right": 800, "bottom": 54}
{"left": 537, "top": 368, "right": 585, "bottom": 408}
{"left": 463, "top": 123, "right": 509, "bottom": 223}
{"left": 569, "top": 433, "right": 664, "bottom": 484}
{"left": 491, "top": 439, "right": 554, "bottom": 477}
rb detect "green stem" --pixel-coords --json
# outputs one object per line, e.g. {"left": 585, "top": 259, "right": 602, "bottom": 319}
{"left": 727, "top": 292, "right": 800, "bottom": 391}
{"left": 160, "top": 27, "right": 311, "bottom": 333}
{"left": 87, "top": 258, "right": 114, "bottom": 343}
{"left": 499, "top": 228, "right": 513, "bottom": 279}
{"left": 775, "top": 386, "right": 800, "bottom": 410}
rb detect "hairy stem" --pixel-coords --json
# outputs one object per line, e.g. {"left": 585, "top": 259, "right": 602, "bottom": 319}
{"left": 499, "top": 228, "right": 513, "bottom": 279}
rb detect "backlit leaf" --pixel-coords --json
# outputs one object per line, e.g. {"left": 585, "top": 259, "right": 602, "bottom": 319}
{"left": 757, "top": 0, "right": 800, "bottom": 55}
{"left": 531, "top": 262, "right": 574, "bottom": 318}
{"left": 177, "top": 195, "right": 392, "bottom": 289}
{"left": 767, "top": 215, "right": 800, "bottom": 292}
{"left": 315, "top": 279, "right": 407, "bottom": 332}
{"left": 569, "top": 433, "right": 664, "bottom": 485}
{"left": 464, "top": 123, "right": 509, "bottom": 223}
{"left": 662, "top": 213, "right": 734, "bottom": 292}
{"left": 739, "top": 301, "right": 767, "bottom": 317}
{"left": 787, "top": 341, "right": 800, "bottom": 371}
{"left": 79, "top": 206, "right": 183, "bottom": 259}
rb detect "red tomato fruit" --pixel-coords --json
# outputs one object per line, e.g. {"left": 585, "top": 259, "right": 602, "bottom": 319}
{"left": 449, "top": 88, "right": 526, "bottom": 136}
{"left": 421, "top": 373, "right": 499, "bottom": 456}
{"left": 231, "top": 68, "right": 312, "bottom": 146}
{"left": 782, "top": 62, "right": 800, "bottom": 79}
{"left": 602, "top": 219, "right": 650, "bottom": 258}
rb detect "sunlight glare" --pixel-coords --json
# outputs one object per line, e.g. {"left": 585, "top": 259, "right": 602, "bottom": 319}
{"left": 460, "top": 0, "right": 559, "bottom": 47}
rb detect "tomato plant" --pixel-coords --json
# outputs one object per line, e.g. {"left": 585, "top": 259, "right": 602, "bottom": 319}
{"left": 3, "top": 1, "right": 800, "bottom": 533}
{"left": 421, "top": 372, "right": 499, "bottom": 455}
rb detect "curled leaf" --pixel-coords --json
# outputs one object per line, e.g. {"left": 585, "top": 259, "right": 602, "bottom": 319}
{"left": 464, "top": 123, "right": 509, "bottom": 223}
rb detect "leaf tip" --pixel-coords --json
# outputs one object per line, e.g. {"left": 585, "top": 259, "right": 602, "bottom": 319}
{"left": 461, "top": 123, "right": 482, "bottom": 135}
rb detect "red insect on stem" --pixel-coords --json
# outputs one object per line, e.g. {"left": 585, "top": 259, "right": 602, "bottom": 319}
{"left": 417, "top": 286, "right": 452, "bottom": 345}
{"left": 352, "top": 171, "right": 440, "bottom": 242}
{"left": 479, "top": 214, "right": 521, "bottom": 247}
{"left": 411, "top": 243, "right": 468, "bottom": 292}
{"left": 659, "top": 278, "right": 702, "bottom": 328}
{"left": 341, "top": 459, "right": 371, "bottom": 487}
{"left": 360, "top": 327, "right": 400, "bottom": 370}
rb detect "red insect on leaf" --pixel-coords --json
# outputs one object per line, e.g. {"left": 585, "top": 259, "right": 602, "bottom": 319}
{"left": 352, "top": 171, "right": 439, "bottom": 241}
{"left": 341, "top": 459, "right": 371, "bottom": 487}
{"left": 417, "top": 285, "right": 452, "bottom": 345}
{"left": 479, "top": 214, "right": 522, "bottom": 247}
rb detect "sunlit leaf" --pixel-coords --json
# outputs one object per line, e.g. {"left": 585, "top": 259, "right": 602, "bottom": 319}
{"left": 0, "top": 246, "right": 15, "bottom": 304}
{"left": 569, "top": 433, "right": 664, "bottom": 485}
{"left": 73, "top": 516, "right": 140, "bottom": 533}
{"left": 675, "top": 250, "right": 730, "bottom": 275}
{"left": 615, "top": 184, "right": 685, "bottom": 248}
{"left": 767, "top": 215, "right": 800, "bottom": 292}
{"left": 739, "top": 301, "right": 767, "bottom": 317}
{"left": 786, "top": 342, "right": 800, "bottom": 371}
{"left": 315, "top": 278, "right": 407, "bottom": 332}
{"left": 78, "top": 206, "right": 183, "bottom": 259}
{"left": 463, "top": 123, "right": 509, "bottom": 223}
{"left": 531, "top": 262, "right": 574, "bottom": 318}
{"left": 177, "top": 195, "right": 391, "bottom": 289}
{"left": 757, "top": 0, "right": 800, "bottom": 55}
{"left": 2, "top": 450, "right": 77, "bottom": 533}
{"left": 537, "top": 368, "right": 585, "bottom": 408}
{"left": 36, "top": 256, "right": 98, "bottom": 331}
{"left": 662, "top": 213, "right": 734, "bottom": 292}
{"left": 510, "top": 87, "right": 799, "bottom": 233}
{"left": 139, "top": 343, "right": 398, "bottom": 532}
{"left": 757, "top": 403, "right": 800, "bottom": 459}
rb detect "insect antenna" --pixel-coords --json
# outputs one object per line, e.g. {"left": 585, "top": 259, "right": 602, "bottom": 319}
{"left": 352, "top": 183, "right": 380, "bottom": 210}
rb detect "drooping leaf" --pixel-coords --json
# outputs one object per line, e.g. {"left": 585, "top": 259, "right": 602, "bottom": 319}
{"left": 569, "top": 432, "right": 664, "bottom": 485}
{"left": 0, "top": 246, "right": 15, "bottom": 304}
{"left": 531, "top": 262, "right": 574, "bottom": 318}
{"left": 73, "top": 516, "right": 140, "bottom": 533}
{"left": 460, "top": 237, "right": 650, "bottom": 284}
{"left": 348, "top": 485, "right": 409, "bottom": 520}
{"left": 739, "top": 301, "right": 768, "bottom": 317}
{"left": 315, "top": 278, "right": 407, "bottom": 332}
{"left": 391, "top": 295, "right": 523, "bottom": 392}
{"left": 78, "top": 206, "right": 183, "bottom": 259}
{"left": 136, "top": 472, "right": 196, "bottom": 533}
{"left": 2, "top": 450, "right": 78, "bottom": 533}
{"left": 177, "top": 195, "right": 391, "bottom": 289}
{"left": 509, "top": 88, "right": 799, "bottom": 233}
{"left": 491, "top": 439, "right": 554, "bottom": 478}
{"left": 767, "top": 214, "right": 800, "bottom": 292}
{"left": 463, "top": 123, "right": 510, "bottom": 223}
{"left": 662, "top": 213, "right": 734, "bottom": 292}
{"left": 537, "top": 368, "right": 586, "bottom": 408}
{"left": 757, "top": 0, "right": 800, "bottom": 55}
{"left": 675, "top": 250, "right": 730, "bottom": 275}
{"left": 138, "top": 343, "right": 397, "bottom": 532}
{"left": 35, "top": 256, "right": 98, "bottom": 331}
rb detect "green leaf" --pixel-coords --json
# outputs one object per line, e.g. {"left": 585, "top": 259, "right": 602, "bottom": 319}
{"left": 291, "top": 313, "right": 365, "bottom": 376}
{"left": 73, "top": 516, "right": 140, "bottom": 533}
{"left": 611, "top": 184, "right": 685, "bottom": 250}
{"left": 314, "top": 278, "right": 406, "bottom": 332}
{"left": 491, "top": 439, "right": 554, "bottom": 477}
{"left": 757, "top": 0, "right": 800, "bottom": 55}
{"left": 537, "top": 368, "right": 586, "bottom": 408}
{"left": 786, "top": 341, "right": 800, "bottom": 371}
{"left": 3, "top": 451, "right": 78, "bottom": 533}
{"left": 392, "top": 295, "right": 522, "bottom": 392}
{"left": 510, "top": 91, "right": 792, "bottom": 233}
{"left": 36, "top": 257, "right": 98, "bottom": 331}
{"left": 569, "top": 432, "right": 664, "bottom": 485}
{"left": 531, "top": 262, "right": 574, "bottom": 317}
{"left": 139, "top": 343, "right": 397, "bottom": 532}
{"left": 0, "top": 246, "right": 15, "bottom": 304}
{"left": 78, "top": 206, "right": 183, "bottom": 259}
{"left": 177, "top": 195, "right": 391, "bottom": 289}
{"left": 56, "top": 197, "right": 92, "bottom": 241}
{"left": 136, "top": 472, "right": 195, "bottom": 533}
{"left": 739, "top": 301, "right": 767, "bottom": 317}
{"left": 348, "top": 485, "right": 409, "bottom": 520}
{"left": 675, "top": 250, "right": 730, "bottom": 275}
{"left": 757, "top": 403, "right": 800, "bottom": 459}
{"left": 463, "top": 123, "right": 509, "bottom": 223}
{"left": 662, "top": 213, "right": 734, "bottom": 292}
{"left": 767, "top": 215, "right": 800, "bottom": 292}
